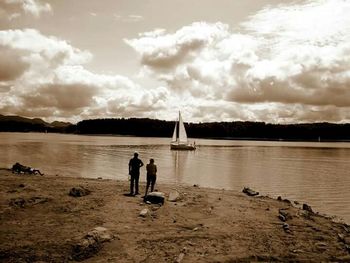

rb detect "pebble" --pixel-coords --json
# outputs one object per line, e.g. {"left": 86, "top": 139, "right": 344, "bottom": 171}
{"left": 139, "top": 208, "right": 150, "bottom": 217}
{"left": 175, "top": 252, "right": 185, "bottom": 263}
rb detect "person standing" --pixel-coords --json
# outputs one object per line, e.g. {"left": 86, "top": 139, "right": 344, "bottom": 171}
{"left": 145, "top": 158, "right": 157, "bottom": 196}
{"left": 128, "top": 152, "right": 144, "bottom": 195}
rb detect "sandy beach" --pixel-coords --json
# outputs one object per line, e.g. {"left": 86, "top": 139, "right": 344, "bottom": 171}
{"left": 1, "top": 168, "right": 350, "bottom": 262}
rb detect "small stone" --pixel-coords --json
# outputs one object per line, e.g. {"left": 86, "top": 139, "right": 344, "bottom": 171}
{"left": 139, "top": 208, "right": 150, "bottom": 217}
{"left": 283, "top": 199, "right": 292, "bottom": 204}
{"left": 19, "top": 184, "right": 25, "bottom": 188}
{"left": 279, "top": 209, "right": 292, "bottom": 220}
{"left": 175, "top": 252, "right": 185, "bottom": 263}
{"left": 193, "top": 184, "right": 199, "bottom": 187}
{"left": 278, "top": 214, "right": 286, "bottom": 222}
{"left": 86, "top": 227, "right": 113, "bottom": 242}
{"left": 302, "top": 203, "right": 313, "bottom": 213}
{"left": 242, "top": 187, "right": 259, "bottom": 196}
{"left": 69, "top": 186, "right": 91, "bottom": 197}
{"left": 97, "top": 177, "right": 102, "bottom": 180}
{"left": 169, "top": 190, "right": 180, "bottom": 202}
{"left": 282, "top": 222, "right": 291, "bottom": 233}
{"left": 277, "top": 196, "right": 282, "bottom": 201}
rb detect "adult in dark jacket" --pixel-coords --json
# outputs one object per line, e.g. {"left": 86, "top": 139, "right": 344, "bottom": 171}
{"left": 128, "top": 152, "right": 144, "bottom": 195}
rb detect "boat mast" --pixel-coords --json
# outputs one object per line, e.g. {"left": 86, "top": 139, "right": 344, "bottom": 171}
{"left": 176, "top": 111, "right": 180, "bottom": 141}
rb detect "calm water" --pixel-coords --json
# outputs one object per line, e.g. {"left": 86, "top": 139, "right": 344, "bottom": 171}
{"left": 1, "top": 132, "right": 349, "bottom": 223}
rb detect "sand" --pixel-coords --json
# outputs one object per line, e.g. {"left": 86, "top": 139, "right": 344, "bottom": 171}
{"left": 1, "top": 168, "right": 350, "bottom": 262}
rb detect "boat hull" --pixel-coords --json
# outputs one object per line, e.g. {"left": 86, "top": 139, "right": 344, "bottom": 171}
{"left": 170, "top": 143, "right": 196, "bottom": 150}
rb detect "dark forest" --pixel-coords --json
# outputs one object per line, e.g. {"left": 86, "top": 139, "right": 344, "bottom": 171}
{"left": 1, "top": 115, "right": 349, "bottom": 141}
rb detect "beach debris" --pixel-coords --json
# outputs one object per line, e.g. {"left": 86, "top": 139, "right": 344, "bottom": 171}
{"left": 9, "top": 197, "right": 25, "bottom": 208}
{"left": 139, "top": 208, "right": 150, "bottom": 217}
{"left": 242, "top": 187, "right": 259, "bottom": 196}
{"left": 69, "top": 186, "right": 91, "bottom": 197}
{"left": 144, "top": 192, "right": 165, "bottom": 205}
{"left": 302, "top": 203, "right": 313, "bottom": 213}
{"left": 168, "top": 190, "right": 181, "bottom": 202}
{"left": 175, "top": 252, "right": 185, "bottom": 263}
{"left": 11, "top": 162, "right": 43, "bottom": 175}
{"left": 97, "top": 177, "right": 102, "bottom": 180}
{"left": 72, "top": 227, "right": 113, "bottom": 261}
{"left": 9, "top": 196, "right": 49, "bottom": 208}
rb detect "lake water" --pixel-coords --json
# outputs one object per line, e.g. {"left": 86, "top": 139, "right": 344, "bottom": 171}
{"left": 1, "top": 132, "right": 349, "bottom": 223}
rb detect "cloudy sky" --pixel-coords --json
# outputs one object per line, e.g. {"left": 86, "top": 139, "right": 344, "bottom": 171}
{"left": 0, "top": 0, "right": 349, "bottom": 123}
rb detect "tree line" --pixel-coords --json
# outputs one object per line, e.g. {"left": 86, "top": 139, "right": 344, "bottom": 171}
{"left": 76, "top": 118, "right": 350, "bottom": 141}
{"left": 1, "top": 115, "right": 350, "bottom": 141}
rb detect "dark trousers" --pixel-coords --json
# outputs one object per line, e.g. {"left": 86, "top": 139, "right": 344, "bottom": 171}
{"left": 145, "top": 174, "right": 156, "bottom": 195}
{"left": 130, "top": 173, "right": 140, "bottom": 194}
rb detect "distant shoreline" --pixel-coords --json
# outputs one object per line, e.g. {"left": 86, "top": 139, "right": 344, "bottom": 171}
{"left": 1, "top": 131, "right": 350, "bottom": 143}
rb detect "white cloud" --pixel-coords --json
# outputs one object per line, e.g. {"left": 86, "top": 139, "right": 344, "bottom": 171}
{"left": 0, "top": 29, "right": 169, "bottom": 122}
{"left": 125, "top": 0, "right": 350, "bottom": 123}
{"left": 0, "top": 0, "right": 51, "bottom": 19}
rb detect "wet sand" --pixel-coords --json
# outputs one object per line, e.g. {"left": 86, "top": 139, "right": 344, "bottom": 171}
{"left": 0, "top": 168, "right": 350, "bottom": 262}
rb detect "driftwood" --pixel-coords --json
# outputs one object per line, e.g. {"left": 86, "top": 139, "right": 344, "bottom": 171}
{"left": 12, "top": 162, "right": 43, "bottom": 176}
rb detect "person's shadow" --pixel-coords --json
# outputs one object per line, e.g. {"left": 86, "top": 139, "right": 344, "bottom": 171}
{"left": 123, "top": 193, "right": 135, "bottom": 197}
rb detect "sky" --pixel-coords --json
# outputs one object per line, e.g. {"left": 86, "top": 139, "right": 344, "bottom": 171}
{"left": 0, "top": 0, "right": 350, "bottom": 124}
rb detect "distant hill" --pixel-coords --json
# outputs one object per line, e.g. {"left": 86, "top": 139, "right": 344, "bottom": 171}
{"left": 0, "top": 115, "right": 74, "bottom": 133}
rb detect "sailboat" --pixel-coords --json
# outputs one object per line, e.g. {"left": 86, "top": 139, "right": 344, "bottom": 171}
{"left": 170, "top": 112, "right": 196, "bottom": 150}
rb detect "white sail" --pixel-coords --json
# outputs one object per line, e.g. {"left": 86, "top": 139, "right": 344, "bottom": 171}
{"left": 178, "top": 112, "right": 188, "bottom": 144}
{"left": 170, "top": 111, "right": 196, "bottom": 150}
{"left": 171, "top": 122, "right": 177, "bottom": 142}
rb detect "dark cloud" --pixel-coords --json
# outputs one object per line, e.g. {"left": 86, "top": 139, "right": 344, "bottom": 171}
{"left": 0, "top": 46, "right": 29, "bottom": 81}
{"left": 21, "top": 83, "right": 98, "bottom": 111}
{"left": 140, "top": 38, "right": 205, "bottom": 69}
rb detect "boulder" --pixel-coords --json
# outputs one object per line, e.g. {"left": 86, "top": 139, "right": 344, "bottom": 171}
{"left": 144, "top": 192, "right": 165, "bottom": 205}
{"left": 69, "top": 186, "right": 91, "bottom": 197}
